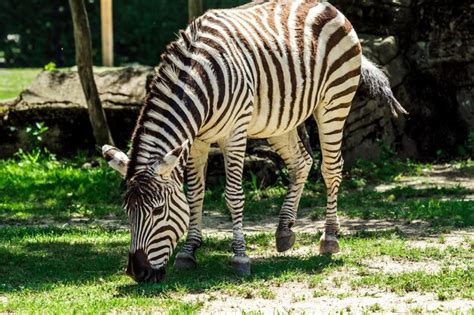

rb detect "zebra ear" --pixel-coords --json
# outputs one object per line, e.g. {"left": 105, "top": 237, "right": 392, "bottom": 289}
{"left": 154, "top": 140, "right": 190, "bottom": 177}
{"left": 102, "top": 145, "right": 129, "bottom": 177}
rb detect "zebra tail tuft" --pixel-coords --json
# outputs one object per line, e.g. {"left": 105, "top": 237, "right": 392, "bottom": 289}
{"left": 360, "top": 55, "right": 408, "bottom": 117}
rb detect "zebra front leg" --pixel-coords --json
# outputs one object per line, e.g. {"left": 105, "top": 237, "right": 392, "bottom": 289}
{"left": 219, "top": 130, "right": 251, "bottom": 277}
{"left": 174, "top": 140, "right": 210, "bottom": 271}
{"left": 268, "top": 130, "right": 313, "bottom": 252}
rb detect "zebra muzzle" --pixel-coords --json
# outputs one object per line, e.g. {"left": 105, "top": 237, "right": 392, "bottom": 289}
{"left": 127, "top": 250, "right": 166, "bottom": 283}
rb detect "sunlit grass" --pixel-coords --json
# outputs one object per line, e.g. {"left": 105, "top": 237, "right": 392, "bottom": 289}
{"left": 0, "top": 68, "right": 41, "bottom": 100}
{"left": 0, "top": 226, "right": 472, "bottom": 313}
{"left": 1, "top": 154, "right": 473, "bottom": 312}
{"left": 0, "top": 157, "right": 125, "bottom": 223}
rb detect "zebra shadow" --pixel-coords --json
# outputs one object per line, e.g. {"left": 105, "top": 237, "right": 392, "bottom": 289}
{"left": 0, "top": 226, "right": 127, "bottom": 294}
{"left": 117, "top": 234, "right": 344, "bottom": 297}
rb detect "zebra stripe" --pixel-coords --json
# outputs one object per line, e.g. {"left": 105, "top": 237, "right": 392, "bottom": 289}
{"left": 114, "top": 0, "right": 403, "bottom": 276}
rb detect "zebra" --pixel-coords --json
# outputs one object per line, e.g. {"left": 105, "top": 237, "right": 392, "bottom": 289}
{"left": 102, "top": 0, "right": 407, "bottom": 283}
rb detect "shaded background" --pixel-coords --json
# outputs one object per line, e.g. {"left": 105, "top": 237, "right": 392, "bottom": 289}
{"left": 0, "top": 0, "right": 248, "bottom": 67}
{"left": 0, "top": 0, "right": 473, "bottom": 165}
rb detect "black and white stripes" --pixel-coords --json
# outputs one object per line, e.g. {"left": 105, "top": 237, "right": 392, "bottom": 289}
{"left": 103, "top": 0, "right": 405, "bottom": 282}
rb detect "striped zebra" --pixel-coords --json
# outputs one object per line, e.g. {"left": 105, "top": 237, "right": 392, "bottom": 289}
{"left": 103, "top": 0, "right": 406, "bottom": 283}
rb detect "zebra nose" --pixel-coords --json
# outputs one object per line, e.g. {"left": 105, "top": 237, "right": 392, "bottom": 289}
{"left": 127, "top": 250, "right": 166, "bottom": 283}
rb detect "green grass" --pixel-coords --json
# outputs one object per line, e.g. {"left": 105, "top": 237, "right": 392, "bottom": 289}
{"left": 0, "top": 226, "right": 202, "bottom": 313}
{"left": 1, "top": 156, "right": 473, "bottom": 228}
{"left": 0, "top": 227, "right": 472, "bottom": 313}
{"left": 0, "top": 157, "right": 124, "bottom": 223}
{"left": 0, "top": 68, "right": 41, "bottom": 100}
{"left": 1, "top": 155, "right": 473, "bottom": 312}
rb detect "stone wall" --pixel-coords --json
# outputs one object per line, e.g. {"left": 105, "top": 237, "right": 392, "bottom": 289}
{"left": 0, "top": 67, "right": 151, "bottom": 157}
{"left": 331, "top": 0, "right": 474, "bottom": 164}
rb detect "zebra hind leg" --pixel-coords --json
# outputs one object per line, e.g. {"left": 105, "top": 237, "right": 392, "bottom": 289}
{"left": 315, "top": 97, "right": 355, "bottom": 255}
{"left": 173, "top": 140, "right": 210, "bottom": 271}
{"left": 268, "top": 130, "right": 313, "bottom": 252}
{"left": 219, "top": 128, "right": 251, "bottom": 277}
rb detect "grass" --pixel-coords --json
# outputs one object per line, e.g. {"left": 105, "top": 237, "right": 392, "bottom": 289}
{"left": 0, "top": 68, "right": 41, "bottom": 100}
{"left": 0, "top": 226, "right": 202, "bottom": 313}
{"left": 1, "top": 154, "right": 473, "bottom": 312}
{"left": 0, "top": 67, "right": 125, "bottom": 101}
{"left": 1, "top": 156, "right": 472, "bottom": 227}
{"left": 0, "top": 226, "right": 472, "bottom": 313}
{"left": 0, "top": 157, "right": 124, "bottom": 223}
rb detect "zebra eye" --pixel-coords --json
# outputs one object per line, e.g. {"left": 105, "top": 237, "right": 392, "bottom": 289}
{"left": 152, "top": 205, "right": 164, "bottom": 216}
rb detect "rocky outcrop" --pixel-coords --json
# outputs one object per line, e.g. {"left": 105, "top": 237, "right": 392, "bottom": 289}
{"left": 0, "top": 66, "right": 152, "bottom": 157}
{"left": 332, "top": 0, "right": 474, "bottom": 163}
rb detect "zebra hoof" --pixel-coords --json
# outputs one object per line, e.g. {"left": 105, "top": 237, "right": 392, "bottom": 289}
{"left": 173, "top": 252, "right": 197, "bottom": 270}
{"left": 319, "top": 233, "right": 340, "bottom": 255}
{"left": 275, "top": 229, "right": 296, "bottom": 252}
{"left": 231, "top": 255, "right": 251, "bottom": 277}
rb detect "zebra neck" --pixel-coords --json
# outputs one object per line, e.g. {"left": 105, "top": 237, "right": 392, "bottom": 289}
{"left": 127, "top": 77, "right": 208, "bottom": 178}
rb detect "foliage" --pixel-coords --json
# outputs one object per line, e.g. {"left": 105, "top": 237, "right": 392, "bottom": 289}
{"left": 0, "top": 0, "right": 250, "bottom": 68}
{"left": 43, "top": 61, "right": 57, "bottom": 71}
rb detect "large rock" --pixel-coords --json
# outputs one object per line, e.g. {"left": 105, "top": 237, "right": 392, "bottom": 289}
{"left": 0, "top": 66, "right": 153, "bottom": 157}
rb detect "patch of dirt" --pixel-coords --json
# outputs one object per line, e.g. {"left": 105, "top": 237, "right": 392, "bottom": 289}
{"left": 183, "top": 281, "right": 473, "bottom": 314}
{"left": 408, "top": 229, "right": 474, "bottom": 251}
{"left": 375, "top": 163, "right": 474, "bottom": 196}
{"left": 365, "top": 255, "right": 443, "bottom": 274}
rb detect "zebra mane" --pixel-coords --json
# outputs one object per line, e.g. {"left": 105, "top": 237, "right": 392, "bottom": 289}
{"left": 160, "top": 18, "right": 202, "bottom": 66}
{"left": 127, "top": 19, "right": 206, "bottom": 179}
{"left": 154, "top": 18, "right": 205, "bottom": 92}
{"left": 123, "top": 175, "right": 146, "bottom": 208}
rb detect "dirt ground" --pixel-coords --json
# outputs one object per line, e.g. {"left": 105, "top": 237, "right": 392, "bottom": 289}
{"left": 186, "top": 164, "right": 474, "bottom": 314}
{"left": 65, "top": 163, "right": 473, "bottom": 313}
{"left": 186, "top": 282, "right": 473, "bottom": 314}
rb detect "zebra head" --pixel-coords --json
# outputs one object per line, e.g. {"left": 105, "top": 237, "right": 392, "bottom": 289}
{"left": 102, "top": 142, "right": 190, "bottom": 283}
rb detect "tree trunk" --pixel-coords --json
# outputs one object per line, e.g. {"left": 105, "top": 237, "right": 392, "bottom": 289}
{"left": 69, "top": 0, "right": 114, "bottom": 146}
{"left": 188, "top": 0, "right": 203, "bottom": 22}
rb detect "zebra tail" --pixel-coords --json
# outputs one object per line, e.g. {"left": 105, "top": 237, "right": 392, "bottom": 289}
{"left": 360, "top": 55, "right": 409, "bottom": 117}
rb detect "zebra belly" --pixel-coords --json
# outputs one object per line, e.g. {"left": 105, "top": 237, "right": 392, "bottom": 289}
{"left": 247, "top": 82, "right": 317, "bottom": 139}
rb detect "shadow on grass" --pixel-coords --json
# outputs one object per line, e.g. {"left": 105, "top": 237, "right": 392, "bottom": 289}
{"left": 117, "top": 253, "right": 343, "bottom": 298}
{"left": 0, "top": 226, "right": 127, "bottom": 293}
{"left": 0, "top": 226, "right": 344, "bottom": 296}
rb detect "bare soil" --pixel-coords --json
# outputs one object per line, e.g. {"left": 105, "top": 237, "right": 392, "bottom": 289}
{"left": 190, "top": 164, "right": 474, "bottom": 314}
{"left": 12, "top": 163, "right": 471, "bottom": 314}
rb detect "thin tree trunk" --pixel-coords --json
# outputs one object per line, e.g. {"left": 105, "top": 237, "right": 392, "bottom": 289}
{"left": 69, "top": 0, "right": 114, "bottom": 146}
{"left": 188, "top": 0, "right": 203, "bottom": 22}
